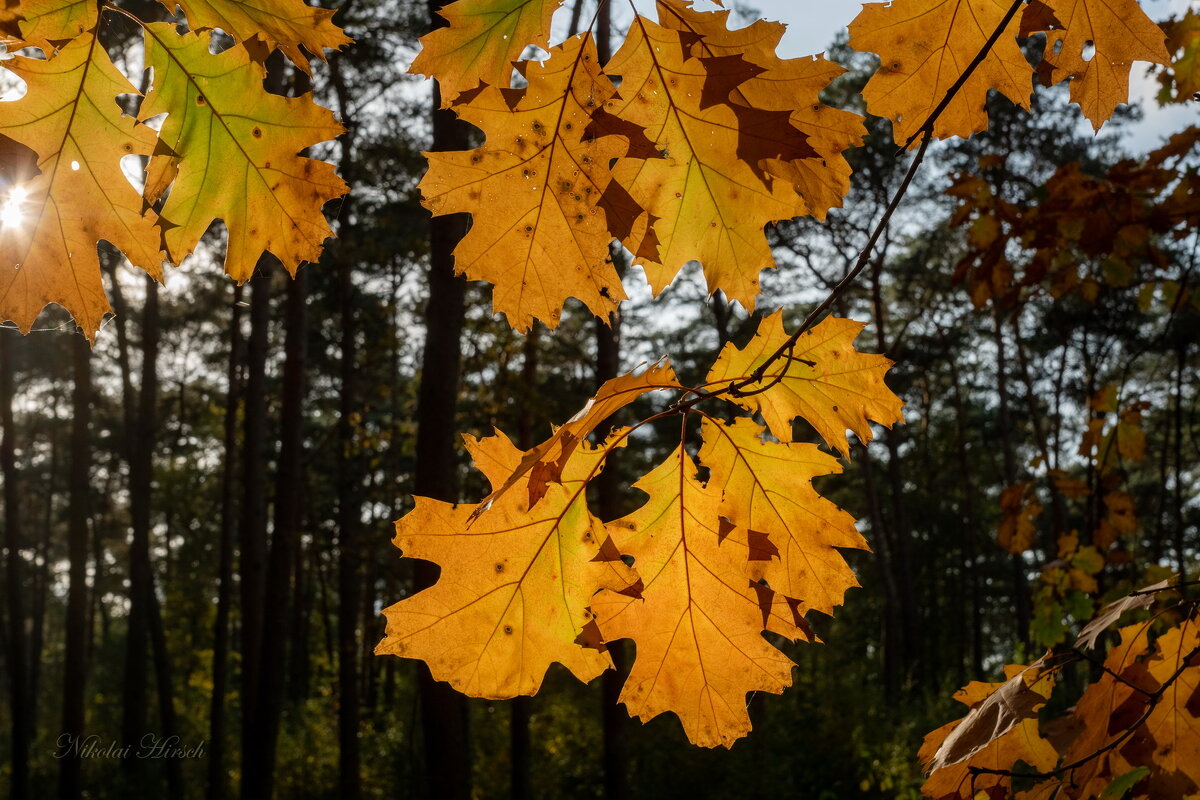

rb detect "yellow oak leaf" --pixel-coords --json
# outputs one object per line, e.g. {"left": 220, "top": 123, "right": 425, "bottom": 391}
{"left": 473, "top": 358, "right": 681, "bottom": 518}
{"left": 848, "top": 0, "right": 1031, "bottom": 144}
{"left": 156, "top": 0, "right": 350, "bottom": 74}
{"left": 919, "top": 665, "right": 1058, "bottom": 799}
{"left": 592, "top": 444, "right": 811, "bottom": 748}
{"left": 0, "top": 33, "right": 162, "bottom": 339}
{"left": 12, "top": 0, "right": 95, "bottom": 51}
{"left": 419, "top": 34, "right": 632, "bottom": 332}
{"left": 1031, "top": 0, "right": 1171, "bottom": 129}
{"left": 139, "top": 24, "right": 348, "bottom": 281}
{"left": 375, "top": 432, "right": 635, "bottom": 698}
{"left": 698, "top": 416, "right": 867, "bottom": 615}
{"left": 410, "top": 0, "right": 564, "bottom": 106}
{"left": 705, "top": 312, "right": 904, "bottom": 454}
{"left": 604, "top": 13, "right": 816, "bottom": 309}
{"left": 655, "top": 0, "right": 866, "bottom": 219}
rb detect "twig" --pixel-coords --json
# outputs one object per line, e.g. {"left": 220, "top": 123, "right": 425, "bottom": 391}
{"left": 665, "top": 0, "right": 1028, "bottom": 412}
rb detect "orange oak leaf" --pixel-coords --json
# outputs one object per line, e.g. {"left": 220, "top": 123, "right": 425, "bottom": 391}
{"left": 592, "top": 443, "right": 812, "bottom": 748}
{"left": 410, "top": 0, "right": 564, "bottom": 106}
{"left": 139, "top": 24, "right": 348, "bottom": 281}
{"left": 375, "top": 431, "right": 635, "bottom": 698}
{"left": 419, "top": 34, "right": 633, "bottom": 332}
{"left": 1029, "top": 0, "right": 1171, "bottom": 129}
{"left": 1058, "top": 623, "right": 1158, "bottom": 799}
{"left": 472, "top": 358, "right": 681, "bottom": 519}
{"left": 0, "top": 1, "right": 21, "bottom": 43}
{"left": 604, "top": 12, "right": 816, "bottom": 309}
{"left": 698, "top": 415, "right": 867, "bottom": 615}
{"left": 847, "top": 0, "right": 1031, "bottom": 144}
{"left": 919, "top": 665, "right": 1058, "bottom": 799}
{"left": 998, "top": 481, "right": 1043, "bottom": 555}
{"left": 0, "top": 33, "right": 163, "bottom": 339}
{"left": 655, "top": 0, "right": 866, "bottom": 219}
{"left": 705, "top": 312, "right": 904, "bottom": 454}
{"left": 10, "top": 0, "right": 95, "bottom": 51}
{"left": 156, "top": 0, "right": 350, "bottom": 74}
{"left": 1136, "top": 617, "right": 1200, "bottom": 797}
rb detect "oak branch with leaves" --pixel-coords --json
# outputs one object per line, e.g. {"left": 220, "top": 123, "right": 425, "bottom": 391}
{"left": 1, "top": 0, "right": 1195, "bottom": 788}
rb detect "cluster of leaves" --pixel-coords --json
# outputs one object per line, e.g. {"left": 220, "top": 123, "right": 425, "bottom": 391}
{"left": 920, "top": 580, "right": 1200, "bottom": 800}
{"left": 372, "top": 0, "right": 1179, "bottom": 749}
{"left": 0, "top": 0, "right": 350, "bottom": 338}
{"left": 951, "top": 126, "right": 1200, "bottom": 311}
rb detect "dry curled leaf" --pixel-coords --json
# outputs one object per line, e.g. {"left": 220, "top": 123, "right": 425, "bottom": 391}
{"left": 920, "top": 664, "right": 1058, "bottom": 799}
{"left": 1076, "top": 577, "right": 1173, "bottom": 650}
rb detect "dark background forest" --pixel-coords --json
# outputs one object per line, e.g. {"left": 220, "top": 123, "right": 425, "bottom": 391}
{"left": 1, "top": 1, "right": 1197, "bottom": 798}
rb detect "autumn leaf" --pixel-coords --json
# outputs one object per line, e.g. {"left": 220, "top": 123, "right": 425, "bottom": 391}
{"left": 698, "top": 415, "right": 866, "bottom": 615}
{"left": 472, "top": 358, "right": 681, "bottom": 518}
{"left": 1075, "top": 578, "right": 1171, "bottom": 650}
{"left": 920, "top": 665, "right": 1058, "bottom": 799}
{"left": 139, "top": 24, "right": 348, "bottom": 281}
{"left": 0, "top": 0, "right": 21, "bottom": 43}
{"left": 0, "top": 33, "right": 163, "bottom": 338}
{"left": 1029, "top": 0, "right": 1171, "bottom": 129}
{"left": 592, "top": 443, "right": 812, "bottom": 748}
{"left": 1058, "top": 623, "right": 1158, "bottom": 799}
{"left": 603, "top": 10, "right": 817, "bottom": 309}
{"left": 654, "top": 0, "right": 866, "bottom": 219}
{"left": 1162, "top": 11, "right": 1200, "bottom": 101}
{"left": 998, "top": 481, "right": 1043, "bottom": 555}
{"left": 1137, "top": 617, "right": 1200, "bottom": 797}
{"left": 419, "top": 33, "right": 632, "bottom": 332}
{"left": 375, "top": 430, "right": 635, "bottom": 698}
{"left": 925, "top": 657, "right": 1053, "bottom": 773}
{"left": 156, "top": 0, "right": 351, "bottom": 74}
{"left": 410, "top": 0, "right": 564, "bottom": 106}
{"left": 848, "top": 0, "right": 1031, "bottom": 144}
{"left": 10, "top": 0, "right": 95, "bottom": 51}
{"left": 705, "top": 312, "right": 903, "bottom": 454}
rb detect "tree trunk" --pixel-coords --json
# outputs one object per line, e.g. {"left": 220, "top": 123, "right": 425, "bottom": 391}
{"left": 414, "top": 6, "right": 473, "bottom": 796}
{"left": 992, "top": 312, "right": 1029, "bottom": 647}
{"left": 240, "top": 265, "right": 273, "bottom": 800}
{"left": 59, "top": 335, "right": 92, "bottom": 800}
{"left": 869, "top": 258, "right": 919, "bottom": 684}
{"left": 1, "top": 327, "right": 30, "bottom": 800}
{"left": 209, "top": 284, "right": 243, "bottom": 800}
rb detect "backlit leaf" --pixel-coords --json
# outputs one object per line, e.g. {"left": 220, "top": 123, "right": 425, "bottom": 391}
{"left": 140, "top": 24, "right": 348, "bottom": 281}
{"left": 0, "top": 33, "right": 162, "bottom": 338}
{"left": 705, "top": 312, "right": 904, "bottom": 454}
